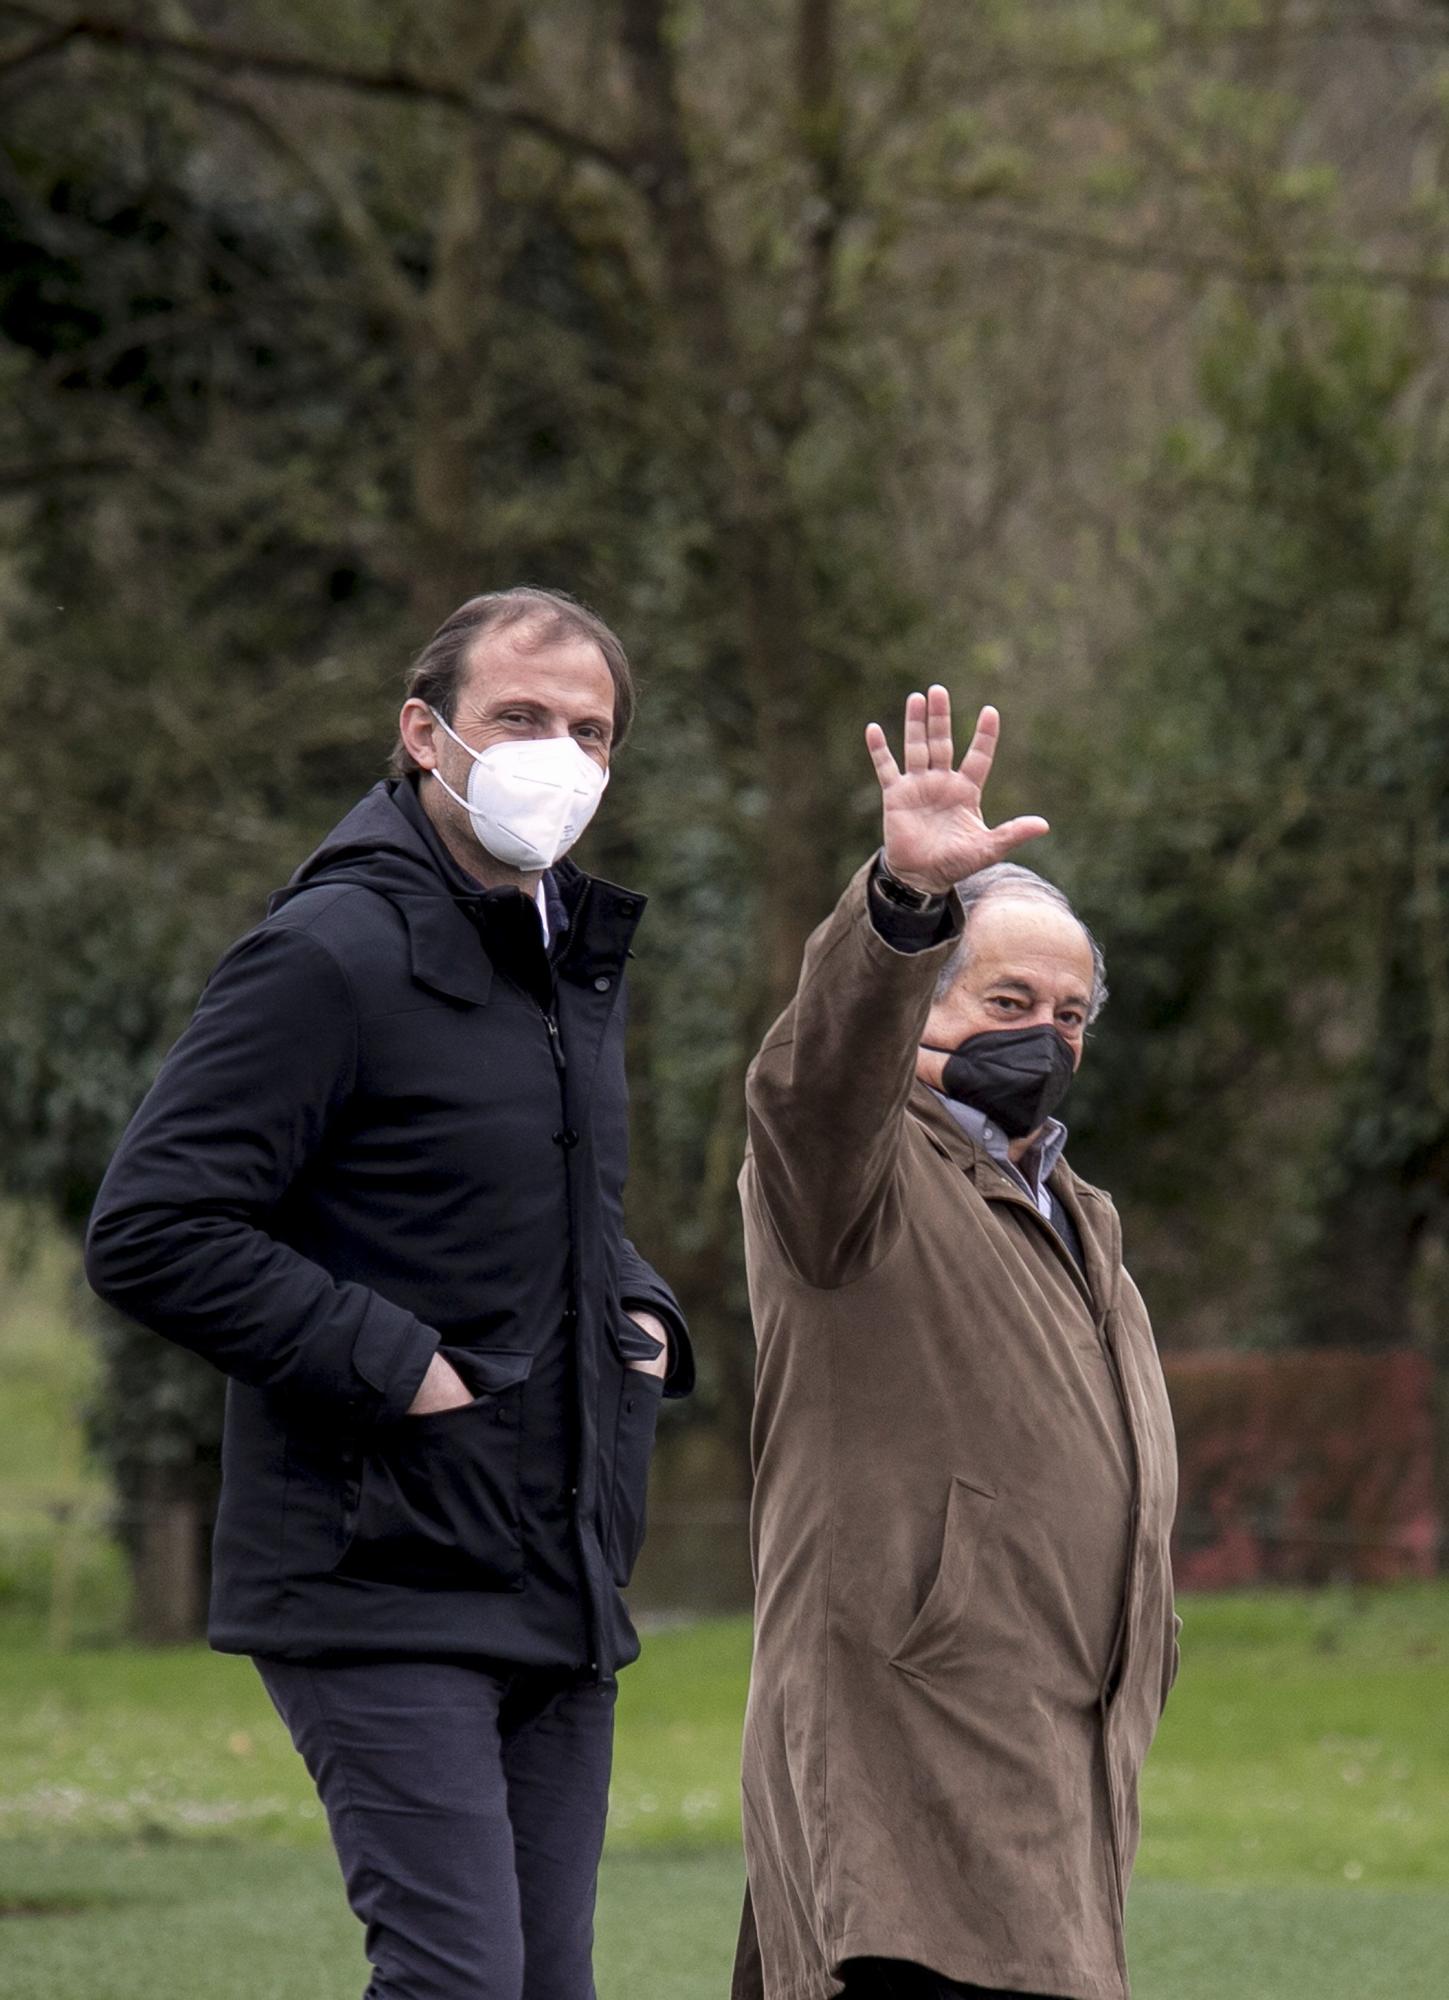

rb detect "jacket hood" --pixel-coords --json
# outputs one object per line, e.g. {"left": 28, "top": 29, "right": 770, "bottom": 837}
{"left": 267, "top": 781, "right": 640, "bottom": 1011}
{"left": 269, "top": 780, "right": 483, "bottom": 918}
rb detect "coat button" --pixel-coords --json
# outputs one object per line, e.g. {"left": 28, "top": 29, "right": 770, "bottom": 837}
{"left": 593, "top": 974, "right": 612, "bottom": 992}
{"left": 552, "top": 1128, "right": 580, "bottom": 1148}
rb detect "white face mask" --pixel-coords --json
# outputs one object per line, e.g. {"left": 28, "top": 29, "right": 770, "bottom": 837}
{"left": 426, "top": 710, "right": 609, "bottom": 873}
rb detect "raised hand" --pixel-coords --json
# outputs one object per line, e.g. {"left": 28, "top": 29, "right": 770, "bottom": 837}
{"left": 865, "top": 687, "right": 1049, "bottom": 896}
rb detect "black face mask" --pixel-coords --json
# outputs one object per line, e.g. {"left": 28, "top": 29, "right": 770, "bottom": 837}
{"left": 923, "top": 1023, "right": 1076, "bottom": 1139}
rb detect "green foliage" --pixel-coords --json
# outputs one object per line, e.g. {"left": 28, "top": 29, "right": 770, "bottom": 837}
{"left": 1058, "top": 295, "right": 1449, "bottom": 1349}
{"left": 0, "top": 848, "right": 220, "bottom": 1228}
{"left": 6, "top": 0, "right": 1449, "bottom": 1631}
{"left": 0, "top": 840, "right": 242, "bottom": 1567}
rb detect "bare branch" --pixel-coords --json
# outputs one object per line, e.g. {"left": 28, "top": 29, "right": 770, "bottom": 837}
{"left": 0, "top": 18, "right": 81, "bottom": 83}
{"left": 0, "top": 4, "right": 636, "bottom": 180}
{"left": 0, "top": 453, "right": 128, "bottom": 488}
{"left": 939, "top": 205, "right": 1449, "bottom": 300}
{"left": 160, "top": 70, "right": 419, "bottom": 327}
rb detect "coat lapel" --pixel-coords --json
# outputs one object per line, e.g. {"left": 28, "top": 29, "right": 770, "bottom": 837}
{"left": 911, "top": 1085, "right": 1101, "bottom": 1318}
{"left": 1049, "top": 1167, "right": 1122, "bottom": 1320}
{"left": 397, "top": 892, "right": 495, "bottom": 1007}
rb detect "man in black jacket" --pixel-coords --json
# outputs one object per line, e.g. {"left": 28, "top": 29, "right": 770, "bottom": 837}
{"left": 85, "top": 586, "right": 693, "bottom": 2000}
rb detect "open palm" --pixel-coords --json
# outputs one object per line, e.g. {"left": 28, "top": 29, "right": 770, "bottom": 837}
{"left": 866, "top": 686, "right": 1049, "bottom": 895}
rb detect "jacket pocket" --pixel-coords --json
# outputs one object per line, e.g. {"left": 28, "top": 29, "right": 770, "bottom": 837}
{"left": 888, "top": 1475, "right": 998, "bottom": 1682}
{"left": 602, "top": 1315, "right": 664, "bottom": 1588}
{"left": 334, "top": 1348, "right": 533, "bottom": 1591}
{"left": 1162, "top": 1609, "right": 1183, "bottom": 1712}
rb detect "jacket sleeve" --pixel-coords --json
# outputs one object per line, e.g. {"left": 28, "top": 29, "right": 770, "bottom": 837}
{"left": 84, "top": 921, "right": 439, "bottom": 1425}
{"left": 618, "top": 1237, "right": 695, "bottom": 1398}
{"left": 743, "top": 858, "right": 963, "bottom": 1288}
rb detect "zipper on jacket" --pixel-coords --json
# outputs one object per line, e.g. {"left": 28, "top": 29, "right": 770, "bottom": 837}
{"left": 542, "top": 1000, "right": 602, "bottom": 1676}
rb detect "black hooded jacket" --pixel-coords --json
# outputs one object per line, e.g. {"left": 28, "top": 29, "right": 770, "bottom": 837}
{"left": 85, "top": 778, "right": 692, "bottom": 1674}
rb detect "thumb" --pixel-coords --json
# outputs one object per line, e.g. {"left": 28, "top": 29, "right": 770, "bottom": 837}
{"left": 988, "top": 816, "right": 1050, "bottom": 861}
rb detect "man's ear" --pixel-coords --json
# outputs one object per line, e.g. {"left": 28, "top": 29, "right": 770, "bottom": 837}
{"left": 398, "top": 699, "right": 440, "bottom": 771}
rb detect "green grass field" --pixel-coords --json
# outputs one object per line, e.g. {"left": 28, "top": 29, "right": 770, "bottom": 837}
{"left": 3, "top": 1248, "right": 1448, "bottom": 1995}
{"left": 2, "top": 1594, "right": 1447, "bottom": 1997}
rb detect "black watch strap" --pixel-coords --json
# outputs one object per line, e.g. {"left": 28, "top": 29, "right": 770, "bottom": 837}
{"left": 873, "top": 855, "right": 946, "bottom": 913}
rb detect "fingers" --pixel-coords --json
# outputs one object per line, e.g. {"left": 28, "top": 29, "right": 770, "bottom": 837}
{"left": 957, "top": 703, "right": 1001, "bottom": 801}
{"left": 925, "top": 684, "right": 954, "bottom": 769}
{"left": 902, "top": 689, "right": 928, "bottom": 773}
{"left": 873, "top": 687, "right": 1017, "bottom": 792}
{"left": 964, "top": 707, "right": 1048, "bottom": 850}
{"left": 864, "top": 721, "right": 901, "bottom": 790}
{"left": 888, "top": 685, "right": 955, "bottom": 778}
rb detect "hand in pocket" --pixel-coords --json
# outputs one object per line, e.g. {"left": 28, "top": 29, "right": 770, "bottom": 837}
{"left": 622, "top": 1309, "right": 669, "bottom": 1381}
{"left": 405, "top": 1351, "right": 474, "bottom": 1416}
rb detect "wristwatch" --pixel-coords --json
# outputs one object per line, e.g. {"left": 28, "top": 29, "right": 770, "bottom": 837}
{"left": 872, "top": 854, "right": 946, "bottom": 913}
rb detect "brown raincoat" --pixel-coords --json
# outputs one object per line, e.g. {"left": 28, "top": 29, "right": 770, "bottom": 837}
{"left": 734, "top": 865, "right": 1179, "bottom": 2000}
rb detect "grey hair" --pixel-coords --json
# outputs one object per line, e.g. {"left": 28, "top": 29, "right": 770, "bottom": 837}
{"left": 934, "top": 863, "right": 1109, "bottom": 1024}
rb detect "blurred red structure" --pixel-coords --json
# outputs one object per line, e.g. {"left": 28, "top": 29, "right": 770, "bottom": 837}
{"left": 1164, "top": 1350, "right": 1439, "bottom": 1586}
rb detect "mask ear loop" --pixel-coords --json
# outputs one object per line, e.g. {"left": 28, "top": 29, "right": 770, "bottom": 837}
{"left": 423, "top": 708, "right": 481, "bottom": 815}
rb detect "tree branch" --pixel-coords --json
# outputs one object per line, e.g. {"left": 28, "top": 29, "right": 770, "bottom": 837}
{"left": 936, "top": 204, "right": 1449, "bottom": 300}
{"left": 159, "top": 69, "right": 419, "bottom": 327}
{"left": 0, "top": 18, "right": 80, "bottom": 83}
{"left": 618, "top": 0, "right": 740, "bottom": 389}
{"left": 0, "top": 4, "right": 636, "bottom": 180}
{"left": 776, "top": 0, "right": 846, "bottom": 439}
{"left": 0, "top": 453, "right": 129, "bottom": 488}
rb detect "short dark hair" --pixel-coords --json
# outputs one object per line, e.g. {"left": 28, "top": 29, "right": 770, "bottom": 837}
{"left": 389, "top": 586, "right": 636, "bottom": 777}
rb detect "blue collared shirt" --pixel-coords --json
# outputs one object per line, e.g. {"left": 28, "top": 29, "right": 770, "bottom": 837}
{"left": 930, "top": 1093, "right": 1069, "bottom": 1221}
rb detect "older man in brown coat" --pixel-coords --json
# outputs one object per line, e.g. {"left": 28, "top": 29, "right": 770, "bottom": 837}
{"left": 733, "top": 688, "right": 1179, "bottom": 2000}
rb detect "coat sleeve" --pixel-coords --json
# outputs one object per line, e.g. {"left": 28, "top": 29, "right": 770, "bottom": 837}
{"left": 743, "top": 859, "right": 964, "bottom": 1288}
{"left": 618, "top": 1237, "right": 695, "bottom": 1398}
{"left": 84, "top": 921, "right": 439, "bottom": 1425}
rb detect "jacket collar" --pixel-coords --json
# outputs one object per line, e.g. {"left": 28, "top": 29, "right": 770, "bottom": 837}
{"left": 279, "top": 781, "right": 648, "bottom": 1010}
{"left": 380, "top": 780, "right": 502, "bottom": 1006}
{"left": 910, "top": 1080, "right": 1120, "bottom": 1315}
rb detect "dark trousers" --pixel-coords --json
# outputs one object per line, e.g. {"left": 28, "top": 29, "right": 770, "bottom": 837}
{"left": 841, "top": 1961, "right": 1063, "bottom": 2000}
{"left": 254, "top": 1655, "right": 616, "bottom": 2000}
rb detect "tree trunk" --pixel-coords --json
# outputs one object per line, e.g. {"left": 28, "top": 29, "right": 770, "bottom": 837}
{"left": 616, "top": 0, "right": 849, "bottom": 1504}
{"left": 130, "top": 1467, "right": 205, "bottom": 1645}
{"left": 408, "top": 6, "right": 522, "bottom": 623}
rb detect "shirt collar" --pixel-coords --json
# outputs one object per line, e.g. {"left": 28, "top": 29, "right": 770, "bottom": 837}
{"left": 930, "top": 1092, "right": 1069, "bottom": 1212}
{"left": 398, "top": 774, "right": 562, "bottom": 950}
